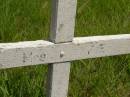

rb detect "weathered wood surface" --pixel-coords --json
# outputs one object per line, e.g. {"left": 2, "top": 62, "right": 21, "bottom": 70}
{"left": 50, "top": 0, "right": 77, "bottom": 43}
{"left": 48, "top": 0, "right": 77, "bottom": 97}
{"left": 47, "top": 62, "right": 70, "bottom": 97}
{"left": 0, "top": 34, "right": 130, "bottom": 69}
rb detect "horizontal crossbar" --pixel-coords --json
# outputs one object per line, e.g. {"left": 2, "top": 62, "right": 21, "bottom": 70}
{"left": 0, "top": 34, "right": 130, "bottom": 69}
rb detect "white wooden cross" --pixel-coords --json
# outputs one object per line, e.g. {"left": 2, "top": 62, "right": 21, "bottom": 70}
{"left": 0, "top": 0, "right": 130, "bottom": 97}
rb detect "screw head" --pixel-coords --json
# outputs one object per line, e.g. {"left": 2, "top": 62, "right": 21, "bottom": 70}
{"left": 60, "top": 51, "right": 65, "bottom": 57}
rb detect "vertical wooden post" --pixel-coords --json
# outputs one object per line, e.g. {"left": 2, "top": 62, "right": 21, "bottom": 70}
{"left": 50, "top": 0, "right": 77, "bottom": 43}
{"left": 47, "top": 0, "right": 77, "bottom": 97}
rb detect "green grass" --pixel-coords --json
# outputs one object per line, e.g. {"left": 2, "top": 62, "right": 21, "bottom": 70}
{"left": 0, "top": 0, "right": 130, "bottom": 97}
